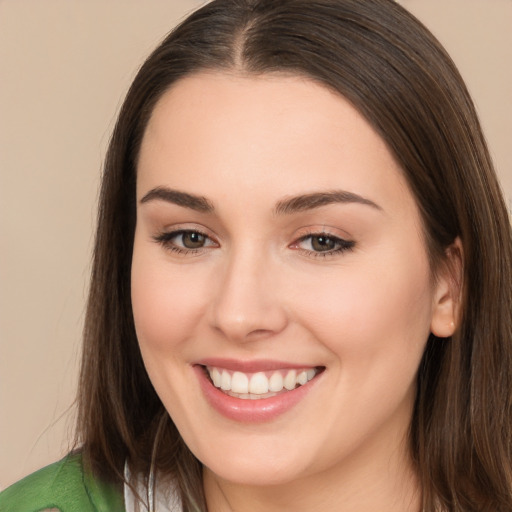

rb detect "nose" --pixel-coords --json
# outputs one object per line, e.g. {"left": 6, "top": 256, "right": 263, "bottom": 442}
{"left": 209, "top": 247, "right": 288, "bottom": 343}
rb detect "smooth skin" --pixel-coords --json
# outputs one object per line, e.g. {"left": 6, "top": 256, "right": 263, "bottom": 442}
{"left": 131, "top": 72, "right": 460, "bottom": 512}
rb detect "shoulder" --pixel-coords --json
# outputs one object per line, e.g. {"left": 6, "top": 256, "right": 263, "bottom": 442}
{"left": 0, "top": 453, "right": 125, "bottom": 512}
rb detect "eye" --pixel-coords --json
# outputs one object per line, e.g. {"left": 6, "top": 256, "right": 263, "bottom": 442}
{"left": 177, "top": 231, "right": 208, "bottom": 249}
{"left": 309, "top": 235, "right": 338, "bottom": 252}
{"left": 153, "top": 229, "right": 217, "bottom": 253}
{"left": 292, "top": 233, "right": 355, "bottom": 256}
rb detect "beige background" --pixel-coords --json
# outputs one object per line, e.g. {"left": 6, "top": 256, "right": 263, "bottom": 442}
{"left": 0, "top": 0, "right": 511, "bottom": 490}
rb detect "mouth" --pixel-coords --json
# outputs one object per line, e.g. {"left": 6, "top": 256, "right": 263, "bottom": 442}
{"left": 203, "top": 365, "right": 322, "bottom": 400}
{"left": 193, "top": 360, "right": 325, "bottom": 422}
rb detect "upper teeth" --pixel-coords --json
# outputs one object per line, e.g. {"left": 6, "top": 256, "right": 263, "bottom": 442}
{"left": 207, "top": 367, "right": 317, "bottom": 396}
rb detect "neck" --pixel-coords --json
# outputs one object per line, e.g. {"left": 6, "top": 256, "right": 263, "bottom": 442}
{"left": 203, "top": 430, "right": 421, "bottom": 512}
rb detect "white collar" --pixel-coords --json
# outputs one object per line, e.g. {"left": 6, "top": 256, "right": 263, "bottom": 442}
{"left": 123, "top": 461, "right": 182, "bottom": 512}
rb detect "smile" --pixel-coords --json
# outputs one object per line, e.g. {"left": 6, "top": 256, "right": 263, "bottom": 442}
{"left": 194, "top": 361, "right": 324, "bottom": 422}
{"left": 206, "top": 366, "right": 319, "bottom": 399}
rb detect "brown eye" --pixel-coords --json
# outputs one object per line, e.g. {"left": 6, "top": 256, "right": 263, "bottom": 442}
{"left": 181, "top": 231, "right": 207, "bottom": 249}
{"left": 292, "top": 232, "right": 355, "bottom": 257}
{"left": 310, "top": 235, "right": 336, "bottom": 252}
{"left": 154, "top": 229, "right": 217, "bottom": 254}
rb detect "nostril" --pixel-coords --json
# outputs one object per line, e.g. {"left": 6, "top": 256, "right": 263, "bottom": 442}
{"left": 245, "top": 328, "right": 277, "bottom": 340}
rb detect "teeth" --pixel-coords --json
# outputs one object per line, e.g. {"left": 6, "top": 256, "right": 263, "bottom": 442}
{"left": 211, "top": 367, "right": 222, "bottom": 387}
{"left": 207, "top": 366, "right": 319, "bottom": 398}
{"left": 269, "top": 371, "right": 284, "bottom": 392}
{"left": 284, "top": 370, "right": 297, "bottom": 390}
{"left": 297, "top": 370, "right": 308, "bottom": 386}
{"left": 231, "top": 371, "right": 249, "bottom": 394}
{"left": 221, "top": 370, "right": 231, "bottom": 391}
{"left": 249, "top": 372, "right": 269, "bottom": 394}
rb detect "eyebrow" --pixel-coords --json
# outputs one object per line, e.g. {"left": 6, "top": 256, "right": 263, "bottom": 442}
{"left": 140, "top": 186, "right": 214, "bottom": 212}
{"left": 273, "top": 190, "right": 382, "bottom": 215}
{"left": 139, "top": 186, "right": 381, "bottom": 215}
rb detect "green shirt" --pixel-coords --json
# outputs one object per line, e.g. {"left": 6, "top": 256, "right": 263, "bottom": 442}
{"left": 0, "top": 453, "right": 125, "bottom": 512}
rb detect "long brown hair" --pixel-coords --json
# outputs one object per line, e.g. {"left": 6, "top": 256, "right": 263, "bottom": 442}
{"left": 76, "top": 0, "right": 512, "bottom": 510}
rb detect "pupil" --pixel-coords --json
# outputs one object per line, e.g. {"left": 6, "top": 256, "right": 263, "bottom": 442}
{"left": 183, "top": 232, "right": 205, "bottom": 249}
{"left": 312, "top": 236, "right": 335, "bottom": 252}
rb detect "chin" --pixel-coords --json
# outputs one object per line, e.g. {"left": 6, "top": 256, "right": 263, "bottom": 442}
{"left": 202, "top": 453, "right": 310, "bottom": 487}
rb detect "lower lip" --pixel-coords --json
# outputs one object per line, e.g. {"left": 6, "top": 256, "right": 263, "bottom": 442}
{"left": 193, "top": 365, "right": 321, "bottom": 423}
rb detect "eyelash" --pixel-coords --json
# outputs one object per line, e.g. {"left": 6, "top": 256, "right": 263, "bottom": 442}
{"left": 153, "top": 229, "right": 215, "bottom": 256}
{"left": 293, "top": 231, "right": 355, "bottom": 258}
{"left": 153, "top": 229, "right": 355, "bottom": 258}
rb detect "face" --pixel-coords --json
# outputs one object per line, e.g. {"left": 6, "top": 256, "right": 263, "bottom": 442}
{"left": 131, "top": 72, "right": 454, "bottom": 488}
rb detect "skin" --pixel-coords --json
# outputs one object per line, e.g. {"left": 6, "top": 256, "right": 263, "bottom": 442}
{"left": 131, "top": 72, "right": 458, "bottom": 512}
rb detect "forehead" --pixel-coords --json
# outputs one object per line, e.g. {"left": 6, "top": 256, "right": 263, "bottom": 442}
{"left": 137, "top": 71, "right": 415, "bottom": 218}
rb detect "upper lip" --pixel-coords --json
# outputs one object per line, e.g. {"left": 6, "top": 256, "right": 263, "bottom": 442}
{"left": 194, "top": 358, "right": 321, "bottom": 373}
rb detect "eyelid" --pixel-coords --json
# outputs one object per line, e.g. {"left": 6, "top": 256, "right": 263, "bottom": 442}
{"left": 152, "top": 224, "right": 354, "bottom": 258}
{"left": 152, "top": 225, "right": 219, "bottom": 255}
{"left": 289, "top": 228, "right": 355, "bottom": 257}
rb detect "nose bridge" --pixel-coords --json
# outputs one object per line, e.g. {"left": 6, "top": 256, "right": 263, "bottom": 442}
{"left": 210, "top": 242, "right": 287, "bottom": 341}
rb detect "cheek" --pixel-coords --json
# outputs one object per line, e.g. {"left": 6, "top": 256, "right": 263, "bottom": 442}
{"left": 130, "top": 244, "right": 213, "bottom": 418}
{"left": 130, "top": 247, "right": 208, "bottom": 356}
{"left": 285, "top": 250, "right": 433, "bottom": 447}
{"left": 290, "top": 249, "right": 433, "bottom": 362}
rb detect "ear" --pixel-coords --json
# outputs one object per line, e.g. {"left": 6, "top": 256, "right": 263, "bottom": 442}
{"left": 430, "top": 238, "right": 464, "bottom": 338}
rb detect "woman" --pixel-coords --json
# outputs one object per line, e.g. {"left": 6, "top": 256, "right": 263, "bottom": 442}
{"left": 2, "top": 0, "right": 511, "bottom": 510}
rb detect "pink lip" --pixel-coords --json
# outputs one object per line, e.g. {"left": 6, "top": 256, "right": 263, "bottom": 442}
{"left": 195, "top": 357, "right": 318, "bottom": 373}
{"left": 193, "top": 363, "right": 323, "bottom": 423}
